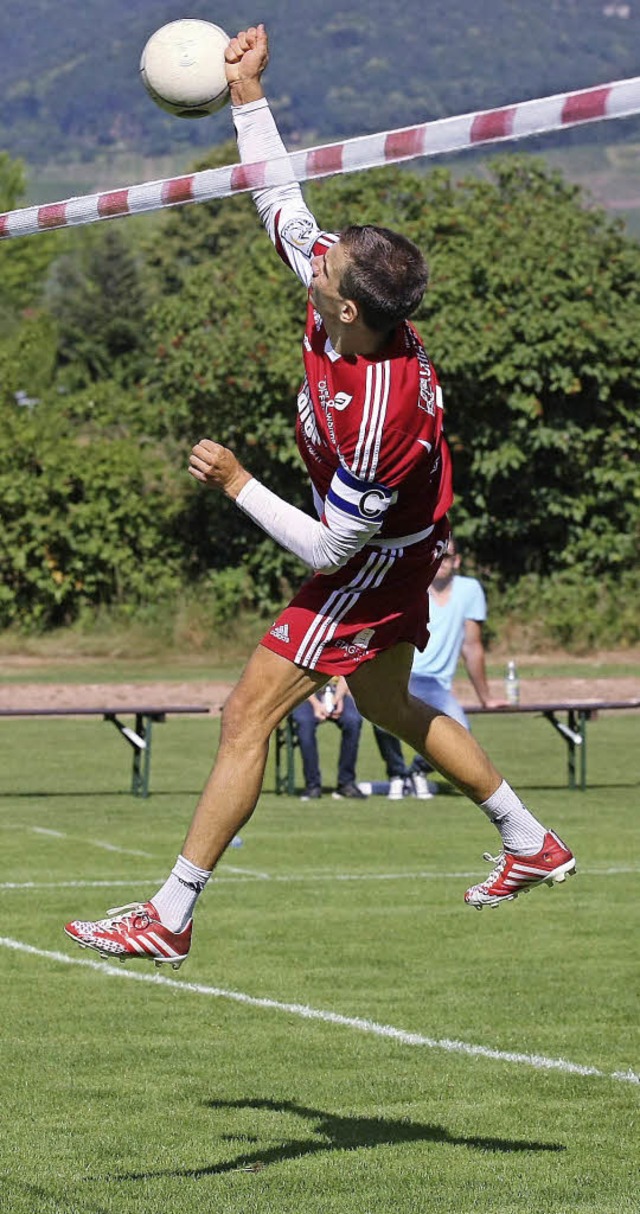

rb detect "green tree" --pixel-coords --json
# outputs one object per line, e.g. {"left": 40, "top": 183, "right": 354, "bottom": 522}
{"left": 4, "top": 148, "right": 639, "bottom": 634}
{"left": 0, "top": 152, "right": 58, "bottom": 327}
{"left": 0, "top": 388, "right": 186, "bottom": 629}
{"left": 141, "top": 151, "right": 311, "bottom": 599}
{"left": 300, "top": 160, "right": 640, "bottom": 582}
{"left": 141, "top": 153, "right": 640, "bottom": 599}
{"left": 45, "top": 224, "right": 151, "bottom": 389}
{"left": 0, "top": 309, "right": 57, "bottom": 404}
{"left": 407, "top": 158, "right": 640, "bottom": 580}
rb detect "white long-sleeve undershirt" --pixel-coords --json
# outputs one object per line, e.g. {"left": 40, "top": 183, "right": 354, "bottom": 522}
{"left": 232, "top": 99, "right": 311, "bottom": 281}
{"left": 236, "top": 472, "right": 392, "bottom": 573}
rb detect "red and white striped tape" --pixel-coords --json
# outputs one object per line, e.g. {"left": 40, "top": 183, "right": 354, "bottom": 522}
{"left": 2, "top": 76, "right": 640, "bottom": 240}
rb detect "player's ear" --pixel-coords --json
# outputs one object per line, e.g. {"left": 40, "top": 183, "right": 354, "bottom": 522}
{"left": 339, "top": 298, "right": 358, "bottom": 325}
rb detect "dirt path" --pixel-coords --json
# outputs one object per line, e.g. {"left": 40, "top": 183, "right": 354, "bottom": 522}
{"left": 0, "top": 674, "right": 638, "bottom": 712}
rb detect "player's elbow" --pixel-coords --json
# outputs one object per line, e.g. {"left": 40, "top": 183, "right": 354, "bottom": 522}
{"left": 312, "top": 552, "right": 346, "bottom": 575}
{"left": 310, "top": 527, "right": 355, "bottom": 574}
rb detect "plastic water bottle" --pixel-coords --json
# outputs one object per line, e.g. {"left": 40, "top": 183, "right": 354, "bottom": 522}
{"left": 323, "top": 683, "right": 335, "bottom": 714}
{"left": 505, "top": 660, "right": 520, "bottom": 706}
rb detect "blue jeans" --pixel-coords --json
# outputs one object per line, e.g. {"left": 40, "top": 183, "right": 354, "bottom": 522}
{"left": 292, "top": 694, "right": 363, "bottom": 790}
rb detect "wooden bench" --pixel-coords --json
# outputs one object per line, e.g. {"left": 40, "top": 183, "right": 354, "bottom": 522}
{"left": 465, "top": 699, "right": 640, "bottom": 790}
{"left": 0, "top": 705, "right": 212, "bottom": 798}
{"left": 275, "top": 699, "right": 640, "bottom": 795}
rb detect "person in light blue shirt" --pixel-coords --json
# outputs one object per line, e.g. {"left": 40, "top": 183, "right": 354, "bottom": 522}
{"left": 374, "top": 536, "right": 506, "bottom": 797}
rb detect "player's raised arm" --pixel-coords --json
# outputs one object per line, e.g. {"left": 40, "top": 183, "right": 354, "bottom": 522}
{"left": 225, "top": 24, "right": 322, "bottom": 287}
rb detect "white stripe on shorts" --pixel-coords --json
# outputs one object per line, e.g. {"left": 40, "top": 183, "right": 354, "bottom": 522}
{"left": 294, "top": 548, "right": 400, "bottom": 670}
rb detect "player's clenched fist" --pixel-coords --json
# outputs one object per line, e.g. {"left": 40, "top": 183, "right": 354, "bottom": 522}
{"left": 188, "top": 439, "right": 251, "bottom": 500}
{"left": 224, "top": 23, "right": 268, "bottom": 91}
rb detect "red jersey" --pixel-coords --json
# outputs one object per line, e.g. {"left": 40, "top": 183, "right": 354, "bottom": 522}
{"left": 297, "top": 276, "right": 452, "bottom": 539}
{"left": 269, "top": 211, "right": 453, "bottom": 539}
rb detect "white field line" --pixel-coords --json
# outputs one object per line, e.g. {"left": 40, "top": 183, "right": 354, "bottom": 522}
{"left": 0, "top": 935, "right": 637, "bottom": 1087}
{"left": 86, "top": 839, "right": 152, "bottom": 857}
{"left": 29, "top": 825, "right": 152, "bottom": 858}
{"left": 0, "top": 866, "right": 637, "bottom": 892}
{"left": 221, "top": 865, "right": 272, "bottom": 878}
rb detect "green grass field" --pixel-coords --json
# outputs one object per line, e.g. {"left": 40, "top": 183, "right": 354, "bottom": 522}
{"left": 0, "top": 712, "right": 638, "bottom": 1214}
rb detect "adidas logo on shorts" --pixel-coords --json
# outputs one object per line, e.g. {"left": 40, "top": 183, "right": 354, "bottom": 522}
{"left": 270, "top": 623, "right": 290, "bottom": 644}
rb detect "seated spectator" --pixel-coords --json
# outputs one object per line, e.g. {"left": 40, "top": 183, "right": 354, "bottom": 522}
{"left": 374, "top": 535, "right": 506, "bottom": 799}
{"left": 292, "top": 677, "right": 368, "bottom": 800}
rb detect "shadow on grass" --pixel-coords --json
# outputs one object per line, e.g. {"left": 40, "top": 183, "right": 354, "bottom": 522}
{"left": 113, "top": 1095, "right": 565, "bottom": 1181}
{"left": 1, "top": 782, "right": 637, "bottom": 803}
{"left": 3, "top": 1177, "right": 111, "bottom": 1214}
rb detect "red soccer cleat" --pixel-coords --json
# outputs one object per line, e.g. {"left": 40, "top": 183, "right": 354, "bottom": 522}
{"left": 64, "top": 901, "right": 192, "bottom": 969}
{"left": 464, "top": 829, "right": 576, "bottom": 909}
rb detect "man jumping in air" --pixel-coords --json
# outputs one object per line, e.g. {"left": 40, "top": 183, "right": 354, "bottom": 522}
{"left": 64, "top": 25, "right": 575, "bottom": 969}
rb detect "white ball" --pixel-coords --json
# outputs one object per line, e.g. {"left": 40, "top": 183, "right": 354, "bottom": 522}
{"left": 140, "top": 19, "right": 231, "bottom": 119}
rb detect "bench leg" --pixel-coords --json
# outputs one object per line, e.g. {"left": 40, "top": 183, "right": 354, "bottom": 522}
{"left": 567, "top": 715, "right": 576, "bottom": 791}
{"left": 104, "top": 712, "right": 154, "bottom": 798}
{"left": 275, "top": 719, "right": 297, "bottom": 795}
{"left": 131, "top": 714, "right": 153, "bottom": 799}
{"left": 542, "top": 711, "right": 585, "bottom": 791}
{"left": 574, "top": 710, "right": 588, "bottom": 792}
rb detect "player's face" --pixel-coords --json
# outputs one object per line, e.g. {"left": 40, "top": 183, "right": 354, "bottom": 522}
{"left": 310, "top": 241, "right": 351, "bottom": 323}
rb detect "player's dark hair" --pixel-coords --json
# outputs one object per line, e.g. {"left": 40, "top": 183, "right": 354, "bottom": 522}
{"left": 338, "top": 225, "right": 429, "bottom": 333}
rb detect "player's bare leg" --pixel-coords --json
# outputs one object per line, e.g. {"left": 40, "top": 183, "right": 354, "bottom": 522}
{"left": 181, "top": 646, "right": 325, "bottom": 869}
{"left": 348, "top": 643, "right": 575, "bottom": 908}
{"left": 64, "top": 646, "right": 325, "bottom": 963}
{"left": 348, "top": 643, "right": 501, "bottom": 799}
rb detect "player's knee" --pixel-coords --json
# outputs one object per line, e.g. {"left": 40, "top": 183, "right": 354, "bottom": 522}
{"left": 220, "top": 686, "right": 270, "bottom": 746}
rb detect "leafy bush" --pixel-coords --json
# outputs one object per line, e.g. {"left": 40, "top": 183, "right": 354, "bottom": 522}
{"left": 492, "top": 568, "right": 640, "bottom": 653}
{"left": 0, "top": 395, "right": 186, "bottom": 630}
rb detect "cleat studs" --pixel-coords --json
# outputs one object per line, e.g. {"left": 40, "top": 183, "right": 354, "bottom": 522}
{"left": 118, "top": 955, "right": 126, "bottom": 964}
{"left": 555, "top": 873, "right": 566, "bottom": 883}
{"left": 171, "top": 960, "right": 183, "bottom": 970}
{"left": 154, "top": 960, "right": 162, "bottom": 969}
{"left": 545, "top": 878, "right": 555, "bottom": 887}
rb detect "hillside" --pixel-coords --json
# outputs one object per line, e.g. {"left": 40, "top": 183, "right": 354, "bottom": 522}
{"left": 2, "top": 0, "right": 640, "bottom": 168}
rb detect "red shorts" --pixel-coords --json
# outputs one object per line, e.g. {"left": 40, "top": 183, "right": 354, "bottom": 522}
{"left": 261, "top": 518, "right": 450, "bottom": 676}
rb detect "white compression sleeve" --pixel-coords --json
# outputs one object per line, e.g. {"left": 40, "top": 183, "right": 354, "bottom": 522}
{"left": 235, "top": 477, "right": 385, "bottom": 573}
{"left": 232, "top": 98, "right": 319, "bottom": 285}
{"left": 232, "top": 100, "right": 304, "bottom": 222}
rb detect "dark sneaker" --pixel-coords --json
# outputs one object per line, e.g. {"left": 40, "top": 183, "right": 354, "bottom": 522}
{"left": 332, "top": 782, "right": 368, "bottom": 800}
{"left": 300, "top": 786, "right": 322, "bottom": 801}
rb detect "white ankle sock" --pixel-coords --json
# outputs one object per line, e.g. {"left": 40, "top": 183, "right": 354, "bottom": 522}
{"left": 151, "top": 854, "right": 212, "bottom": 932}
{"left": 480, "top": 781, "right": 546, "bottom": 855}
